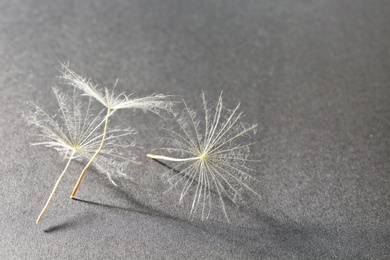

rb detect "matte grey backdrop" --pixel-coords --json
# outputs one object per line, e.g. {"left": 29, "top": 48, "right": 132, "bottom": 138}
{"left": 1, "top": 0, "right": 389, "bottom": 259}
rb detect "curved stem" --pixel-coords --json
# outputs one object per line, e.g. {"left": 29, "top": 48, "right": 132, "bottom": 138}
{"left": 147, "top": 154, "right": 200, "bottom": 162}
{"left": 70, "top": 108, "right": 111, "bottom": 198}
{"left": 36, "top": 150, "right": 76, "bottom": 224}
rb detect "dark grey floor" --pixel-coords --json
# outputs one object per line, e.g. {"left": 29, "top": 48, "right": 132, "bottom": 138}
{"left": 1, "top": 0, "right": 390, "bottom": 259}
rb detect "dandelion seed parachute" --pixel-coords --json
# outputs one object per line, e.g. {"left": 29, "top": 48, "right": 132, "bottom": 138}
{"left": 58, "top": 63, "right": 173, "bottom": 198}
{"left": 24, "top": 88, "right": 137, "bottom": 223}
{"left": 147, "top": 92, "right": 259, "bottom": 221}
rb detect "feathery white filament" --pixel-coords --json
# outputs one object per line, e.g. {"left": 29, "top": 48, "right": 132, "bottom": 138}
{"left": 148, "top": 92, "right": 259, "bottom": 221}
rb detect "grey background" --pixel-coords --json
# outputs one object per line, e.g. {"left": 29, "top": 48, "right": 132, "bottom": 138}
{"left": 1, "top": 0, "right": 390, "bottom": 259}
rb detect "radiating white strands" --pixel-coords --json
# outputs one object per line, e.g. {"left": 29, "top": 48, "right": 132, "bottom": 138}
{"left": 24, "top": 88, "right": 137, "bottom": 223}
{"left": 147, "top": 92, "right": 259, "bottom": 221}
{"left": 58, "top": 63, "right": 172, "bottom": 198}
{"left": 59, "top": 63, "right": 172, "bottom": 113}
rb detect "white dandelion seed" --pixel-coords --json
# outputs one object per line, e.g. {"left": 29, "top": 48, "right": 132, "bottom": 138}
{"left": 24, "top": 88, "right": 137, "bottom": 224}
{"left": 59, "top": 63, "right": 172, "bottom": 198}
{"left": 147, "top": 92, "right": 259, "bottom": 221}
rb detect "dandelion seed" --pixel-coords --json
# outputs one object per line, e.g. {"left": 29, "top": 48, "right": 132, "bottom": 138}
{"left": 24, "top": 88, "right": 137, "bottom": 224}
{"left": 147, "top": 92, "right": 259, "bottom": 221}
{"left": 59, "top": 63, "right": 171, "bottom": 113}
{"left": 59, "top": 63, "right": 172, "bottom": 198}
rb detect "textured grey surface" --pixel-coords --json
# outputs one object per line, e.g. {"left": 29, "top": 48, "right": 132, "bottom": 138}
{"left": 1, "top": 0, "right": 390, "bottom": 259}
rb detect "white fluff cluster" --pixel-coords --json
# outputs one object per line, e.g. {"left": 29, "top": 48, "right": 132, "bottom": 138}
{"left": 60, "top": 63, "right": 172, "bottom": 114}
{"left": 147, "top": 92, "right": 259, "bottom": 221}
{"left": 25, "top": 65, "right": 172, "bottom": 224}
{"left": 25, "top": 88, "right": 138, "bottom": 184}
{"left": 25, "top": 64, "right": 258, "bottom": 223}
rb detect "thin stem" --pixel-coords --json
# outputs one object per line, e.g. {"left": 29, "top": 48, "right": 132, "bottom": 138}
{"left": 147, "top": 154, "right": 200, "bottom": 162}
{"left": 70, "top": 108, "right": 111, "bottom": 198}
{"left": 36, "top": 150, "right": 76, "bottom": 224}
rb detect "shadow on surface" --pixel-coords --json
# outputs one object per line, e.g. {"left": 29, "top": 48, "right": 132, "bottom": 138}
{"left": 192, "top": 204, "right": 390, "bottom": 259}
{"left": 67, "top": 161, "right": 389, "bottom": 258}
{"left": 71, "top": 197, "right": 178, "bottom": 221}
{"left": 151, "top": 158, "right": 181, "bottom": 174}
{"left": 149, "top": 160, "right": 389, "bottom": 258}
{"left": 44, "top": 212, "right": 97, "bottom": 233}
{"left": 69, "top": 160, "right": 184, "bottom": 222}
